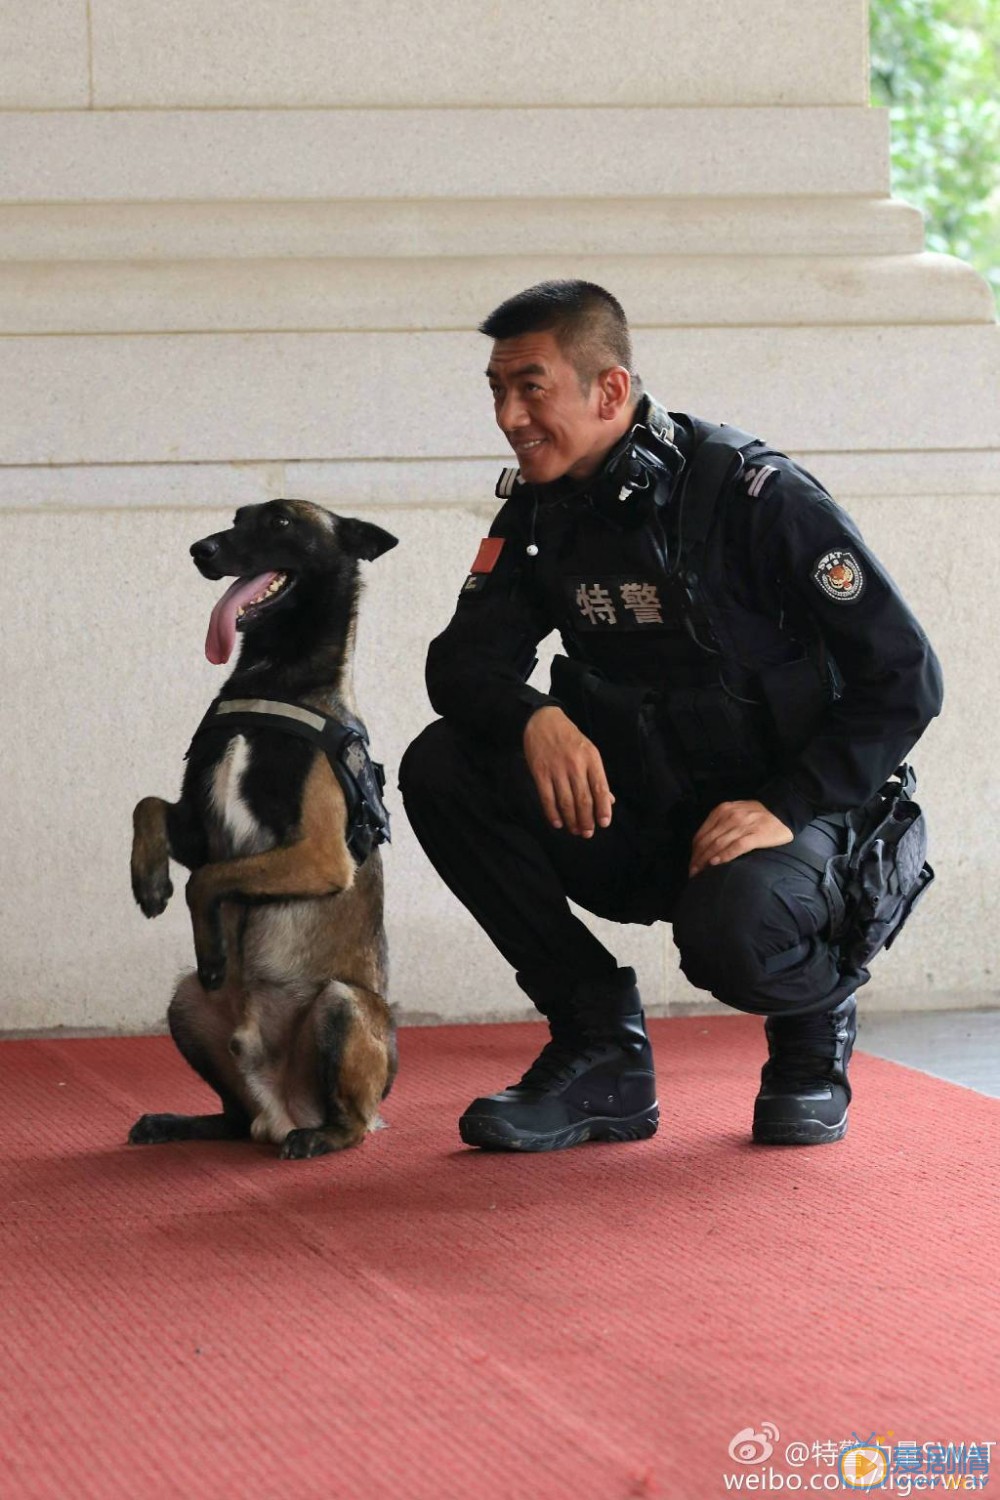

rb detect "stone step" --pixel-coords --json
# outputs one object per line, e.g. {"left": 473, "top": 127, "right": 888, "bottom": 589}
{"left": 4, "top": 450, "right": 1000, "bottom": 514}
{"left": 0, "top": 197, "right": 925, "bottom": 262}
{"left": 0, "top": 252, "right": 991, "bottom": 333}
{"left": 1, "top": 107, "right": 889, "bottom": 202}
{"left": 2, "top": 2, "right": 866, "bottom": 111}
{"left": 73, "top": 0, "right": 867, "bottom": 110}
{"left": 3, "top": 325, "right": 998, "bottom": 464}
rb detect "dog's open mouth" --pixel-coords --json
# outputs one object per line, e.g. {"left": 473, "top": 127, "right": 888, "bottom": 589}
{"left": 205, "top": 571, "right": 295, "bottom": 665}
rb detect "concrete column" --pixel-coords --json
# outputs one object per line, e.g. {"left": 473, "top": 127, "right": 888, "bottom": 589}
{"left": 1, "top": 0, "right": 997, "bottom": 1029}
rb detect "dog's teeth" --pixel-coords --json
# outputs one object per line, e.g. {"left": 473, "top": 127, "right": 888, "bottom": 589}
{"left": 236, "top": 573, "right": 288, "bottom": 622}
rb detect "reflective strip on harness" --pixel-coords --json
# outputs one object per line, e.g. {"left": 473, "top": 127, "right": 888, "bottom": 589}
{"left": 214, "top": 698, "right": 327, "bottom": 733}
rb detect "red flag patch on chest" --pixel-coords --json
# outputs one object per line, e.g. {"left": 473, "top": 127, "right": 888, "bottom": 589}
{"left": 470, "top": 537, "right": 505, "bottom": 574}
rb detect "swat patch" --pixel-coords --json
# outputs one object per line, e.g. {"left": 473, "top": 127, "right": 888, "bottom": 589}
{"left": 812, "top": 548, "right": 866, "bottom": 603}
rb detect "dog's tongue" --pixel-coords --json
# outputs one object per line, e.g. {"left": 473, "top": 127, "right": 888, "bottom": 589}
{"left": 205, "top": 572, "right": 279, "bottom": 664}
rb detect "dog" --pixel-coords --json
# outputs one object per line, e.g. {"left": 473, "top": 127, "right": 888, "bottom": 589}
{"left": 129, "top": 499, "right": 399, "bottom": 1160}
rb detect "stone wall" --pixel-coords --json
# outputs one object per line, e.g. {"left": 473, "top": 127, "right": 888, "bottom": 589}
{"left": 2, "top": 1, "right": 998, "bottom": 1029}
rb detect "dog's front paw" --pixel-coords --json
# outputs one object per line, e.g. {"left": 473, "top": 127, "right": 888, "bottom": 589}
{"left": 279, "top": 1128, "right": 334, "bottom": 1161}
{"left": 132, "top": 868, "right": 173, "bottom": 918}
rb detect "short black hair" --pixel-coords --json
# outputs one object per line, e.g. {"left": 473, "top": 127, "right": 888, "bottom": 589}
{"left": 479, "top": 279, "right": 640, "bottom": 396}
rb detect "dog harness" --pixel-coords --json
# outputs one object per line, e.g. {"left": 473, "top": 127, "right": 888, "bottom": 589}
{"left": 187, "top": 697, "right": 391, "bottom": 865}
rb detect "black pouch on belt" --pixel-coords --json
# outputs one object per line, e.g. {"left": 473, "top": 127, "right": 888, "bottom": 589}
{"left": 793, "top": 764, "right": 935, "bottom": 972}
{"left": 549, "top": 655, "right": 688, "bottom": 816}
{"left": 833, "top": 764, "right": 934, "bottom": 969}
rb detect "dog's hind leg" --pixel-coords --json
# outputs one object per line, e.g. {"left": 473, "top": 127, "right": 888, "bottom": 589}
{"left": 131, "top": 796, "right": 207, "bottom": 919}
{"left": 129, "top": 972, "right": 252, "bottom": 1145}
{"left": 279, "top": 981, "right": 394, "bottom": 1161}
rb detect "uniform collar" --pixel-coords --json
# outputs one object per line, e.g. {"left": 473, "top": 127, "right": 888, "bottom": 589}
{"left": 523, "top": 393, "right": 681, "bottom": 505}
{"left": 638, "top": 393, "right": 676, "bottom": 448}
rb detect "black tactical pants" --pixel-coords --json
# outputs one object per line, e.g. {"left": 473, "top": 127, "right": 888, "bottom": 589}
{"left": 400, "top": 720, "right": 865, "bottom": 1020}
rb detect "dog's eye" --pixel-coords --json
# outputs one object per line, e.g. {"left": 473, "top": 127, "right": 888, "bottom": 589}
{"left": 270, "top": 514, "right": 291, "bottom": 530}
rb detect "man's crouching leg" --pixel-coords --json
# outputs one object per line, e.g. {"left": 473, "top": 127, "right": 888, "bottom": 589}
{"left": 671, "top": 824, "right": 861, "bottom": 1146}
{"left": 399, "top": 720, "right": 659, "bottom": 1152}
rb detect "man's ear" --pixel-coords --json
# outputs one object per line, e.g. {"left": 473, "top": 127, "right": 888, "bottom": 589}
{"left": 597, "top": 366, "right": 632, "bottom": 419}
{"left": 337, "top": 516, "right": 399, "bottom": 561}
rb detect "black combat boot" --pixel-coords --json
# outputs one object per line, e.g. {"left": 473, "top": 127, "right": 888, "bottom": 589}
{"left": 752, "top": 994, "right": 857, "bottom": 1146}
{"left": 458, "top": 967, "right": 659, "bottom": 1152}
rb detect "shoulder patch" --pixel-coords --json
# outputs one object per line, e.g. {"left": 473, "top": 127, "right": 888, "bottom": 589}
{"left": 495, "top": 467, "right": 522, "bottom": 500}
{"left": 743, "top": 463, "right": 779, "bottom": 498}
{"left": 811, "top": 548, "right": 866, "bottom": 603}
{"left": 470, "top": 536, "right": 505, "bottom": 574}
{"left": 458, "top": 535, "right": 506, "bottom": 598}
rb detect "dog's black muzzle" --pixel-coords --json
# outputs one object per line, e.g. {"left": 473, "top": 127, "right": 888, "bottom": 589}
{"left": 190, "top": 534, "right": 230, "bottom": 580}
{"left": 190, "top": 528, "right": 297, "bottom": 585}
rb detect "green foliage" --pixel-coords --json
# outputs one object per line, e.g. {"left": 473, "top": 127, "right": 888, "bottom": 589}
{"left": 870, "top": 0, "right": 1000, "bottom": 309}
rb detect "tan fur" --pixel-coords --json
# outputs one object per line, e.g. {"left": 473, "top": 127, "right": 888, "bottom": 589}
{"left": 187, "top": 754, "right": 355, "bottom": 940}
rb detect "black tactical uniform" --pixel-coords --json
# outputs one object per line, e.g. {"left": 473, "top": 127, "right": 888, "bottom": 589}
{"left": 400, "top": 395, "right": 943, "bottom": 1149}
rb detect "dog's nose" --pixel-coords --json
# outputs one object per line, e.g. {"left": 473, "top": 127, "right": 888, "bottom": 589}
{"left": 190, "top": 538, "right": 221, "bottom": 563}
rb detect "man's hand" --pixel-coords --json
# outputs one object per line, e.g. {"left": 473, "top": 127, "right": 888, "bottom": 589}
{"left": 523, "top": 706, "right": 614, "bottom": 838}
{"left": 689, "top": 799, "right": 792, "bottom": 878}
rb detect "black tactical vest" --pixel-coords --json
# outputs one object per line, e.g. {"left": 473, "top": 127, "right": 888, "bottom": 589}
{"left": 513, "top": 418, "right": 834, "bottom": 802}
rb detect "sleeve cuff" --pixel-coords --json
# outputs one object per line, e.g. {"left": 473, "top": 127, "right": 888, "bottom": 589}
{"left": 756, "top": 778, "right": 819, "bottom": 837}
{"left": 494, "top": 687, "right": 562, "bottom": 746}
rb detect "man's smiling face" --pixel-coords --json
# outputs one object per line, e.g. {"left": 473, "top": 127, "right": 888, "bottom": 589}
{"left": 486, "top": 329, "right": 629, "bottom": 485}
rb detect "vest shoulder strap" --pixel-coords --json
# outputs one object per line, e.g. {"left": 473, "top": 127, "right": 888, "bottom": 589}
{"left": 677, "top": 422, "right": 767, "bottom": 559}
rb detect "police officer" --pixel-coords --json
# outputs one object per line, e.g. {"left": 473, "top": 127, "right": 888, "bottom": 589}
{"left": 399, "top": 280, "right": 943, "bottom": 1152}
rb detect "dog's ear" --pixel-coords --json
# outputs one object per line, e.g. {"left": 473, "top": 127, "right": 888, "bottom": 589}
{"left": 337, "top": 517, "right": 399, "bottom": 562}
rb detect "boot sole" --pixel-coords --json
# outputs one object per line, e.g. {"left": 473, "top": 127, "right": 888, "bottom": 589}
{"left": 459, "top": 1105, "right": 659, "bottom": 1153}
{"left": 752, "top": 1114, "right": 848, "bottom": 1146}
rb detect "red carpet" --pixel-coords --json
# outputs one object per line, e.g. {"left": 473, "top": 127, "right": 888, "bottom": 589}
{"left": 1, "top": 1017, "right": 997, "bottom": 1500}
